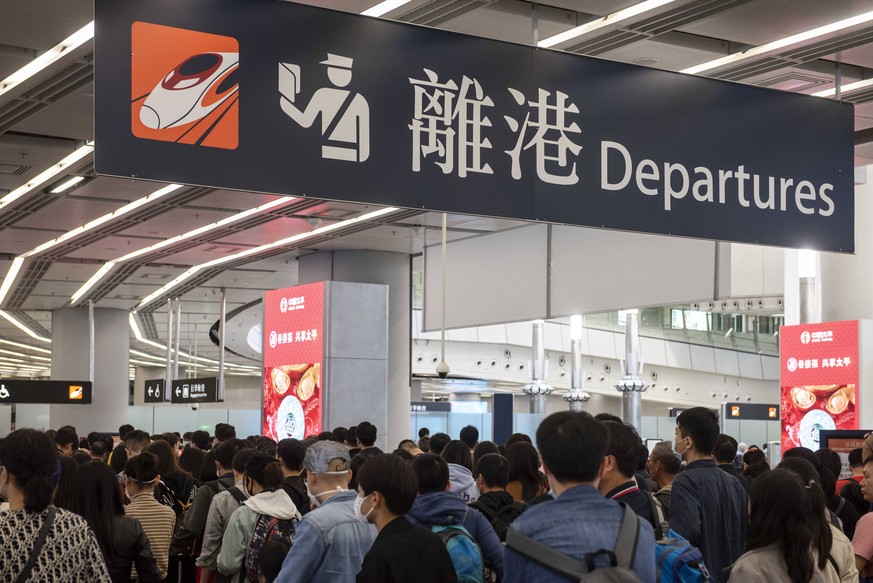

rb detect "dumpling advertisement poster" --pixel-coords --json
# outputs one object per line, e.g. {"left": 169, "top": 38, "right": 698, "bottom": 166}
{"left": 780, "top": 320, "right": 858, "bottom": 452}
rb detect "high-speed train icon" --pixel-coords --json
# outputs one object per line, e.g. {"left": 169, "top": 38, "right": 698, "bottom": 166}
{"left": 139, "top": 52, "right": 239, "bottom": 130}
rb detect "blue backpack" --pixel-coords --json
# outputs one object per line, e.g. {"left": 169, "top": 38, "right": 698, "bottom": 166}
{"left": 431, "top": 522, "right": 484, "bottom": 583}
{"left": 647, "top": 494, "right": 712, "bottom": 583}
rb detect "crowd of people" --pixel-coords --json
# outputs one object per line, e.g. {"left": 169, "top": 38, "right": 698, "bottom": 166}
{"left": 1, "top": 409, "right": 872, "bottom": 583}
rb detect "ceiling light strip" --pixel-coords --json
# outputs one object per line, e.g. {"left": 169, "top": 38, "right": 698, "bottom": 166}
{"left": 362, "top": 0, "right": 413, "bottom": 17}
{"left": 538, "top": 0, "right": 680, "bottom": 48}
{"left": 0, "top": 144, "right": 93, "bottom": 210}
{"left": 0, "top": 347, "right": 51, "bottom": 361}
{"left": 137, "top": 206, "right": 399, "bottom": 309}
{"left": 0, "top": 257, "right": 25, "bottom": 306}
{"left": 0, "top": 336, "right": 51, "bottom": 354}
{"left": 0, "top": 310, "right": 51, "bottom": 343}
{"left": 50, "top": 176, "right": 86, "bottom": 194}
{"left": 681, "top": 9, "right": 873, "bottom": 75}
{"left": 812, "top": 77, "right": 873, "bottom": 98}
{"left": 70, "top": 196, "right": 296, "bottom": 305}
{"left": 0, "top": 21, "right": 94, "bottom": 99}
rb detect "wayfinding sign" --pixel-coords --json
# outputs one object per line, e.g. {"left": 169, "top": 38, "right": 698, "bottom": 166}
{"left": 144, "top": 378, "right": 166, "bottom": 403}
{"left": 170, "top": 377, "right": 221, "bottom": 403}
{"left": 0, "top": 380, "right": 92, "bottom": 404}
{"left": 94, "top": 0, "right": 854, "bottom": 252}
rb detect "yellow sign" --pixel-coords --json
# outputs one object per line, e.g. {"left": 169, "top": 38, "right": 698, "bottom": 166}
{"left": 731, "top": 406, "right": 740, "bottom": 417}
{"left": 769, "top": 407, "right": 778, "bottom": 418}
{"left": 68, "top": 385, "right": 83, "bottom": 400}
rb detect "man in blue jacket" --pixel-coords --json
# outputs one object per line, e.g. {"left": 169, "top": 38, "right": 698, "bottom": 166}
{"left": 407, "top": 454, "right": 504, "bottom": 580}
{"left": 274, "top": 441, "right": 376, "bottom": 583}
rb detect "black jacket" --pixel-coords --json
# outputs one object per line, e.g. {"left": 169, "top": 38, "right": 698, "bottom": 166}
{"left": 104, "top": 515, "right": 160, "bottom": 583}
{"left": 356, "top": 516, "right": 458, "bottom": 583}
{"left": 717, "top": 463, "right": 752, "bottom": 495}
{"left": 471, "top": 490, "right": 516, "bottom": 518}
{"left": 170, "top": 473, "right": 235, "bottom": 555}
{"left": 282, "top": 475, "right": 311, "bottom": 517}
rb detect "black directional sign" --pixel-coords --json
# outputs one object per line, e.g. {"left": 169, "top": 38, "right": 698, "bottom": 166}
{"left": 170, "top": 377, "right": 221, "bottom": 403}
{"left": 144, "top": 378, "right": 166, "bottom": 403}
{"left": 724, "top": 402, "right": 781, "bottom": 421}
{"left": 0, "top": 380, "right": 92, "bottom": 404}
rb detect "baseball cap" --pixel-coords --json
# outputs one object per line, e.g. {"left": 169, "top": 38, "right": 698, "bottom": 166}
{"left": 303, "top": 440, "right": 351, "bottom": 473}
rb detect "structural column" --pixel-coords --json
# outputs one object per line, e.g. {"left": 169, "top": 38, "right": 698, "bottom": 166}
{"left": 50, "top": 307, "right": 130, "bottom": 432}
{"left": 298, "top": 250, "right": 411, "bottom": 451}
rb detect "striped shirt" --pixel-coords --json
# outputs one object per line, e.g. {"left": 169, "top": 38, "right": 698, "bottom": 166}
{"left": 125, "top": 491, "right": 176, "bottom": 579}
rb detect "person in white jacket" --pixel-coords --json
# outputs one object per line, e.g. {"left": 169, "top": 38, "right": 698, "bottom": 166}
{"left": 217, "top": 453, "right": 301, "bottom": 583}
{"left": 441, "top": 440, "right": 480, "bottom": 503}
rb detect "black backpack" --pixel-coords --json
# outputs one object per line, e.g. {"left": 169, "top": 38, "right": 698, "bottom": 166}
{"left": 470, "top": 498, "right": 527, "bottom": 542}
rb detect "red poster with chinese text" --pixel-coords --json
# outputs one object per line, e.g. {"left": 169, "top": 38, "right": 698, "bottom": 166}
{"left": 262, "top": 282, "right": 324, "bottom": 440}
{"left": 780, "top": 320, "right": 858, "bottom": 452}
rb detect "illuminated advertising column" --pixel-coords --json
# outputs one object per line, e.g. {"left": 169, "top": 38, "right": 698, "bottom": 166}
{"left": 780, "top": 320, "right": 858, "bottom": 451}
{"left": 263, "top": 282, "right": 324, "bottom": 440}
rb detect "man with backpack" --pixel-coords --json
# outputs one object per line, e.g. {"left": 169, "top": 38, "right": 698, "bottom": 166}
{"left": 408, "top": 453, "right": 504, "bottom": 582}
{"left": 599, "top": 421, "right": 658, "bottom": 528}
{"left": 274, "top": 441, "right": 376, "bottom": 583}
{"left": 503, "top": 411, "right": 656, "bottom": 583}
{"left": 277, "top": 438, "right": 311, "bottom": 517}
{"left": 469, "top": 453, "right": 526, "bottom": 542}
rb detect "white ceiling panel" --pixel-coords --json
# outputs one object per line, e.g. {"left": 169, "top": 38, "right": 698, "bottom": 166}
{"left": 12, "top": 197, "right": 123, "bottom": 232}
{"left": 211, "top": 217, "right": 315, "bottom": 246}
{"left": 117, "top": 207, "right": 237, "bottom": 239}
{"left": 12, "top": 86, "right": 94, "bottom": 140}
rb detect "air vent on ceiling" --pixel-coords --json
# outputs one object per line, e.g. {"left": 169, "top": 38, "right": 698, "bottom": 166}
{"left": 395, "top": 0, "right": 497, "bottom": 26}
{"left": 204, "top": 245, "right": 243, "bottom": 254}
{"left": 0, "top": 163, "right": 32, "bottom": 176}
{"left": 139, "top": 272, "right": 173, "bottom": 280}
{"left": 755, "top": 72, "right": 830, "bottom": 92}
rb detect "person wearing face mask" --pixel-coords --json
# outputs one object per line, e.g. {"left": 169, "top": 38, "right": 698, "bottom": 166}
{"left": 124, "top": 452, "right": 177, "bottom": 581}
{"left": 355, "top": 454, "right": 458, "bottom": 583}
{"left": 669, "top": 407, "right": 748, "bottom": 583}
{"left": 273, "top": 441, "right": 376, "bottom": 583}
{"left": 217, "top": 453, "right": 301, "bottom": 583}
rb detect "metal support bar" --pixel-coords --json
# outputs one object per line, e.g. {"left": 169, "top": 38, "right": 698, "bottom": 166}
{"left": 219, "top": 288, "right": 226, "bottom": 400}
{"left": 88, "top": 300, "right": 95, "bottom": 385}
{"left": 799, "top": 277, "right": 816, "bottom": 324}
{"left": 165, "top": 298, "right": 173, "bottom": 395}
{"left": 173, "top": 298, "right": 181, "bottom": 380}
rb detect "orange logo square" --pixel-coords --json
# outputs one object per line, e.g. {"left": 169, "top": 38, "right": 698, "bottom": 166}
{"left": 731, "top": 406, "right": 740, "bottom": 417}
{"left": 68, "top": 385, "right": 83, "bottom": 400}
{"left": 769, "top": 407, "right": 778, "bottom": 418}
{"left": 131, "top": 22, "right": 238, "bottom": 149}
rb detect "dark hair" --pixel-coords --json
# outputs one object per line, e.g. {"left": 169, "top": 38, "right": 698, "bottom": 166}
{"left": 109, "top": 442, "right": 128, "bottom": 473}
{"left": 71, "top": 451, "right": 92, "bottom": 466}
{"left": 815, "top": 449, "right": 842, "bottom": 483}
{"left": 776, "top": 457, "right": 833, "bottom": 571}
{"left": 0, "top": 430, "right": 59, "bottom": 512}
{"left": 190, "top": 430, "right": 211, "bottom": 450}
{"left": 506, "top": 441, "right": 548, "bottom": 501}
{"left": 840, "top": 481, "right": 868, "bottom": 516}
{"left": 743, "top": 449, "right": 767, "bottom": 466}
{"left": 346, "top": 426, "right": 357, "bottom": 447}
{"left": 332, "top": 427, "right": 348, "bottom": 443}
{"left": 712, "top": 434, "right": 739, "bottom": 464}
{"left": 258, "top": 539, "right": 292, "bottom": 583}
{"left": 418, "top": 427, "right": 430, "bottom": 439}
{"left": 55, "top": 427, "right": 78, "bottom": 448}
{"left": 650, "top": 442, "right": 680, "bottom": 475}
{"left": 603, "top": 422, "right": 641, "bottom": 478}
{"left": 676, "top": 407, "right": 719, "bottom": 455}
{"left": 418, "top": 437, "right": 430, "bottom": 452}
{"left": 245, "top": 452, "right": 284, "bottom": 491}
{"left": 594, "top": 413, "right": 623, "bottom": 424}
{"left": 213, "top": 438, "right": 248, "bottom": 471}
{"left": 429, "top": 432, "right": 451, "bottom": 455}
{"left": 504, "top": 433, "right": 532, "bottom": 449}
{"left": 536, "top": 411, "right": 607, "bottom": 483}
{"left": 849, "top": 448, "right": 863, "bottom": 468}
{"left": 637, "top": 443, "right": 649, "bottom": 471}
{"left": 459, "top": 425, "right": 479, "bottom": 449}
{"left": 356, "top": 422, "right": 377, "bottom": 447}
{"left": 214, "top": 423, "right": 237, "bottom": 442}
{"left": 317, "top": 431, "right": 336, "bottom": 442}
{"left": 392, "top": 449, "right": 414, "bottom": 462}
{"left": 473, "top": 441, "right": 500, "bottom": 472}
{"left": 118, "top": 424, "right": 135, "bottom": 439}
{"left": 78, "top": 437, "right": 90, "bottom": 450}
{"left": 125, "top": 451, "right": 160, "bottom": 485}
{"left": 441, "top": 440, "right": 473, "bottom": 472}
{"left": 747, "top": 470, "right": 820, "bottom": 583}
{"left": 256, "top": 437, "right": 278, "bottom": 456}
{"left": 54, "top": 454, "right": 78, "bottom": 511}
{"left": 476, "top": 453, "right": 510, "bottom": 489}
{"left": 398, "top": 439, "right": 417, "bottom": 450}
{"left": 90, "top": 440, "right": 107, "bottom": 459}
{"left": 161, "top": 432, "right": 180, "bottom": 449}
{"left": 358, "top": 453, "right": 418, "bottom": 515}
{"left": 783, "top": 447, "right": 837, "bottom": 501}
{"left": 71, "top": 461, "right": 125, "bottom": 556}
{"left": 412, "top": 453, "right": 450, "bottom": 494}
{"left": 144, "top": 439, "right": 188, "bottom": 477}
{"left": 124, "top": 430, "right": 151, "bottom": 453}
{"left": 277, "top": 439, "right": 306, "bottom": 472}
{"left": 232, "top": 448, "right": 257, "bottom": 473}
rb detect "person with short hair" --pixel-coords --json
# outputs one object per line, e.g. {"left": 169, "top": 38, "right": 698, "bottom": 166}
{"left": 0, "top": 429, "right": 111, "bottom": 582}
{"left": 274, "top": 441, "right": 376, "bottom": 583}
{"left": 354, "top": 422, "right": 382, "bottom": 460}
{"left": 332, "top": 427, "right": 348, "bottom": 445}
{"left": 469, "top": 453, "right": 525, "bottom": 542}
{"left": 598, "top": 421, "right": 656, "bottom": 527}
{"left": 55, "top": 427, "right": 78, "bottom": 456}
{"left": 837, "top": 448, "right": 865, "bottom": 494}
{"left": 428, "top": 432, "right": 451, "bottom": 456}
{"left": 503, "top": 411, "right": 655, "bottom": 583}
{"left": 277, "top": 438, "right": 311, "bottom": 517}
{"left": 90, "top": 440, "right": 108, "bottom": 462}
{"left": 670, "top": 407, "right": 748, "bottom": 583}
{"left": 259, "top": 540, "right": 291, "bottom": 583}
{"left": 713, "top": 434, "right": 751, "bottom": 494}
{"left": 354, "top": 454, "right": 458, "bottom": 583}
{"left": 397, "top": 439, "right": 424, "bottom": 456}
{"left": 125, "top": 452, "right": 177, "bottom": 580}
{"left": 201, "top": 424, "right": 237, "bottom": 483}
{"left": 346, "top": 426, "right": 360, "bottom": 457}
{"left": 459, "top": 425, "right": 479, "bottom": 450}
{"left": 647, "top": 441, "right": 680, "bottom": 517}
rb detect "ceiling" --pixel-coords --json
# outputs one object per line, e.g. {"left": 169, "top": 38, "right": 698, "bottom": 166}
{"left": 0, "top": 0, "right": 870, "bottom": 376}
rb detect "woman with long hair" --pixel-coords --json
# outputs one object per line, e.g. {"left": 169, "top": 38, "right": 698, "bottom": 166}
{"left": 144, "top": 438, "right": 196, "bottom": 514}
{"left": 0, "top": 429, "right": 110, "bottom": 582}
{"left": 730, "top": 469, "right": 827, "bottom": 583}
{"left": 70, "top": 460, "right": 160, "bottom": 583}
{"left": 505, "top": 441, "right": 548, "bottom": 503}
{"left": 441, "top": 439, "right": 480, "bottom": 502}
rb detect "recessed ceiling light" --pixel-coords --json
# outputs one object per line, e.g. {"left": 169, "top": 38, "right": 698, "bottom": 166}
{"left": 538, "top": 0, "right": 680, "bottom": 48}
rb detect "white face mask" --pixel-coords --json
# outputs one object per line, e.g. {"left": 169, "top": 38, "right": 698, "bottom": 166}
{"left": 306, "top": 482, "right": 347, "bottom": 509}
{"left": 354, "top": 493, "right": 374, "bottom": 524}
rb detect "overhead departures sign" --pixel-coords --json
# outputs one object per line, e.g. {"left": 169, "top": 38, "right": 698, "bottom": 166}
{"left": 263, "top": 282, "right": 324, "bottom": 441}
{"left": 94, "top": 0, "right": 854, "bottom": 252}
{"left": 780, "top": 321, "right": 858, "bottom": 452}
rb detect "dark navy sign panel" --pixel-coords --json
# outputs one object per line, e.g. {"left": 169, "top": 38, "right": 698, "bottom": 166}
{"left": 144, "top": 378, "right": 166, "bottom": 403}
{"left": 170, "top": 376, "right": 221, "bottom": 403}
{"left": 0, "top": 380, "right": 92, "bottom": 404}
{"left": 94, "top": 0, "right": 855, "bottom": 252}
